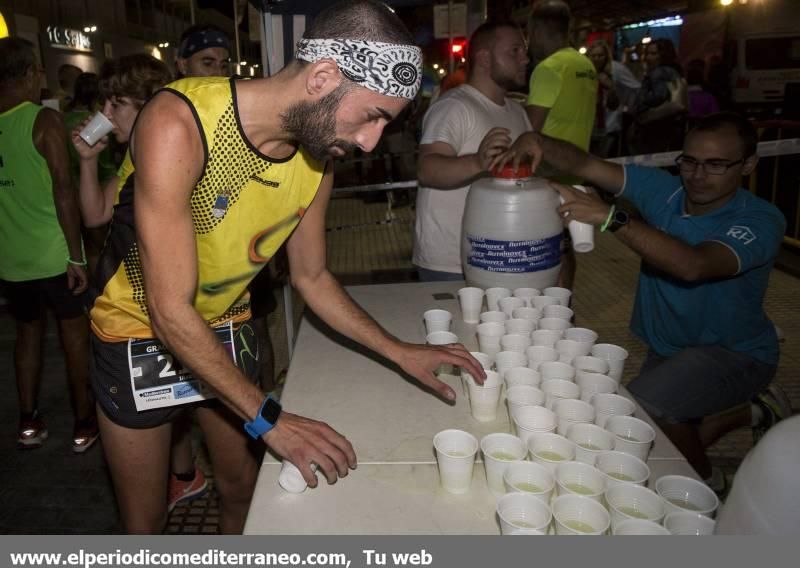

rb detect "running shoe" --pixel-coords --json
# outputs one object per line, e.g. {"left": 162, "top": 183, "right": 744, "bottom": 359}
{"left": 17, "top": 411, "right": 48, "bottom": 450}
{"left": 167, "top": 468, "right": 209, "bottom": 512}
{"left": 72, "top": 416, "right": 100, "bottom": 453}
{"left": 752, "top": 384, "right": 792, "bottom": 443}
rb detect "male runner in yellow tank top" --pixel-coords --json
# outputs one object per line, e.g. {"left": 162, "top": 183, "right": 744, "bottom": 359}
{"left": 89, "top": 0, "right": 485, "bottom": 534}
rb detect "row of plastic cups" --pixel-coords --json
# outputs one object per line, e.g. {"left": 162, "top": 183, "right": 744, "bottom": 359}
{"left": 497, "top": 465, "right": 718, "bottom": 535}
{"left": 435, "top": 430, "right": 717, "bottom": 534}
{"left": 457, "top": 286, "right": 572, "bottom": 324}
{"left": 508, "top": 397, "right": 654, "bottom": 463}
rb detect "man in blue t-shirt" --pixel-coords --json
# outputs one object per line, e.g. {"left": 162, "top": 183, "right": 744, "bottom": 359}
{"left": 495, "top": 113, "right": 790, "bottom": 491}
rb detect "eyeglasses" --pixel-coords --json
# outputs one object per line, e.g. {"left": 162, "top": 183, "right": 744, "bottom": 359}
{"left": 675, "top": 155, "right": 745, "bottom": 176}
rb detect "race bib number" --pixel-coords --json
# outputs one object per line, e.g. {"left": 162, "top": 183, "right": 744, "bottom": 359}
{"left": 128, "top": 323, "right": 236, "bottom": 412}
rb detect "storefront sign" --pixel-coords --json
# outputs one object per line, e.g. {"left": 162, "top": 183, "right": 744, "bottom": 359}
{"left": 46, "top": 26, "right": 92, "bottom": 52}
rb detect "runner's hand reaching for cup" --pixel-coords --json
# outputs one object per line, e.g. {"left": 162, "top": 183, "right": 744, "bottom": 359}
{"left": 393, "top": 341, "right": 486, "bottom": 402}
{"left": 264, "top": 412, "right": 357, "bottom": 488}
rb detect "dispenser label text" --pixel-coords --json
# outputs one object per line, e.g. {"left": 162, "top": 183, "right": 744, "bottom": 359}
{"left": 466, "top": 234, "right": 562, "bottom": 273}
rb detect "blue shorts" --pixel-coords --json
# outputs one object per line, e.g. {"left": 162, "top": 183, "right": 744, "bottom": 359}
{"left": 627, "top": 346, "right": 777, "bottom": 424}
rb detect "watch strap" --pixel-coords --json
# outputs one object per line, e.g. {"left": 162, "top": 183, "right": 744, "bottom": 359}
{"left": 244, "top": 395, "right": 281, "bottom": 439}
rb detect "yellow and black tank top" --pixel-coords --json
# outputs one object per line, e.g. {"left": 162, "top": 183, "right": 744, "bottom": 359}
{"left": 90, "top": 77, "right": 325, "bottom": 341}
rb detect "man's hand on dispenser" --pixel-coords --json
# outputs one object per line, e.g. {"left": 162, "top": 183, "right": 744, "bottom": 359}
{"left": 475, "top": 127, "right": 513, "bottom": 172}
{"left": 489, "top": 131, "right": 544, "bottom": 175}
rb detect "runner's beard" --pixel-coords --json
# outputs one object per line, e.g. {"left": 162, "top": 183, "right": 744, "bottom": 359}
{"left": 281, "top": 83, "right": 358, "bottom": 161}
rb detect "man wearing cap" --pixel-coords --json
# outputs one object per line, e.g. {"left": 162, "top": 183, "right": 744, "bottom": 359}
{"left": 413, "top": 22, "right": 533, "bottom": 281}
{"left": 175, "top": 24, "right": 231, "bottom": 78}
{"left": 88, "top": 0, "right": 484, "bottom": 534}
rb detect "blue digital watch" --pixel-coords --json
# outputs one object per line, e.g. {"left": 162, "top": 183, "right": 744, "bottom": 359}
{"left": 244, "top": 396, "right": 282, "bottom": 439}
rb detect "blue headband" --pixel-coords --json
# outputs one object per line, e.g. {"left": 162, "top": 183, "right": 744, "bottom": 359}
{"left": 179, "top": 29, "right": 231, "bottom": 59}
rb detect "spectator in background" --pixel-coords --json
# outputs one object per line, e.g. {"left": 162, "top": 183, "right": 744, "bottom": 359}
{"left": 630, "top": 38, "right": 687, "bottom": 154}
{"left": 687, "top": 58, "right": 720, "bottom": 122}
{"left": 176, "top": 24, "right": 232, "bottom": 79}
{"left": 588, "top": 39, "right": 640, "bottom": 158}
{"left": 526, "top": 0, "right": 597, "bottom": 290}
{"left": 0, "top": 38, "right": 96, "bottom": 453}
{"left": 56, "top": 63, "right": 82, "bottom": 110}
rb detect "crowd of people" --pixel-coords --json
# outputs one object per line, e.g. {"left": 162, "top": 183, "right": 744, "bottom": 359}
{"left": 0, "top": 0, "right": 793, "bottom": 535}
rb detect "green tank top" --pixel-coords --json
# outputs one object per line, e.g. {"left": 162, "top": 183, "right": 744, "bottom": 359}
{"left": 0, "top": 102, "right": 69, "bottom": 281}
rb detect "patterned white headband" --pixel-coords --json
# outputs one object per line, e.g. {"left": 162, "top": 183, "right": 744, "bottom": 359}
{"left": 295, "top": 38, "right": 422, "bottom": 100}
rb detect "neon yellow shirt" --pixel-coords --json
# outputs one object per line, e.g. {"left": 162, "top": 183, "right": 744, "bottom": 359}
{"left": 527, "top": 48, "right": 597, "bottom": 151}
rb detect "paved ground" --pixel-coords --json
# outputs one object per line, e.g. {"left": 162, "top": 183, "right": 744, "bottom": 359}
{"left": 1, "top": 196, "right": 797, "bottom": 534}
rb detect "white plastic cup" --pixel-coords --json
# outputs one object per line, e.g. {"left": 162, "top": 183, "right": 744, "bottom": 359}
{"left": 433, "top": 429, "right": 479, "bottom": 494}
{"left": 539, "top": 361, "right": 576, "bottom": 382}
{"left": 553, "top": 398, "right": 596, "bottom": 436}
{"left": 423, "top": 309, "right": 452, "bottom": 334}
{"left": 605, "top": 415, "right": 656, "bottom": 463}
{"left": 538, "top": 317, "right": 572, "bottom": 332}
{"left": 555, "top": 339, "right": 591, "bottom": 364}
{"left": 552, "top": 494, "right": 610, "bottom": 535}
{"left": 572, "top": 355, "right": 609, "bottom": 375}
{"left": 512, "top": 287, "right": 541, "bottom": 307}
{"left": 655, "top": 475, "right": 720, "bottom": 518}
{"left": 663, "top": 512, "right": 717, "bottom": 535}
{"left": 591, "top": 343, "right": 629, "bottom": 383}
{"left": 500, "top": 334, "right": 531, "bottom": 354}
{"left": 543, "top": 304, "right": 574, "bottom": 321}
{"left": 78, "top": 111, "right": 114, "bottom": 146}
{"left": 566, "top": 422, "right": 615, "bottom": 465}
{"left": 278, "top": 461, "right": 318, "bottom": 493}
{"left": 591, "top": 393, "right": 636, "bottom": 428}
{"left": 464, "top": 352, "right": 493, "bottom": 397}
{"left": 525, "top": 345, "right": 559, "bottom": 371}
{"left": 512, "top": 405, "right": 557, "bottom": 445}
{"left": 476, "top": 322, "right": 505, "bottom": 357}
{"left": 467, "top": 370, "right": 503, "bottom": 422}
{"left": 543, "top": 286, "right": 572, "bottom": 307}
{"left": 555, "top": 460, "right": 607, "bottom": 503}
{"left": 506, "top": 386, "right": 546, "bottom": 420}
{"left": 564, "top": 327, "right": 599, "bottom": 346}
{"left": 505, "top": 318, "right": 536, "bottom": 336}
{"left": 505, "top": 367, "right": 541, "bottom": 389}
{"left": 568, "top": 219, "right": 595, "bottom": 254}
{"left": 541, "top": 378, "right": 580, "bottom": 410}
{"left": 512, "top": 307, "right": 541, "bottom": 322}
{"left": 469, "top": 351, "right": 494, "bottom": 370}
{"left": 495, "top": 350, "right": 528, "bottom": 376}
{"left": 576, "top": 372, "right": 618, "bottom": 402}
{"left": 532, "top": 295, "right": 560, "bottom": 310}
{"left": 499, "top": 296, "right": 525, "bottom": 317}
{"left": 562, "top": 185, "right": 595, "bottom": 253}
{"left": 480, "top": 433, "right": 527, "bottom": 495}
{"left": 426, "top": 331, "right": 458, "bottom": 346}
{"left": 496, "top": 492, "right": 552, "bottom": 535}
{"left": 613, "top": 519, "right": 671, "bottom": 536}
{"left": 503, "top": 460, "right": 556, "bottom": 505}
{"left": 479, "top": 310, "right": 508, "bottom": 324}
{"left": 605, "top": 483, "right": 666, "bottom": 531}
{"left": 531, "top": 329, "right": 563, "bottom": 348}
{"left": 486, "top": 287, "right": 512, "bottom": 311}
{"left": 595, "top": 450, "right": 650, "bottom": 488}
{"left": 458, "top": 287, "right": 484, "bottom": 324}
{"left": 528, "top": 432, "right": 576, "bottom": 474}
